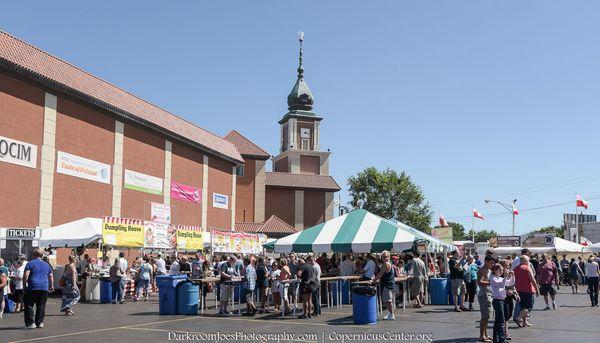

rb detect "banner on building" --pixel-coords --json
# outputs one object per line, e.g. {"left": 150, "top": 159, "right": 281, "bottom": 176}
{"left": 212, "top": 193, "right": 229, "bottom": 209}
{"left": 569, "top": 227, "right": 579, "bottom": 243}
{"left": 431, "top": 227, "right": 453, "bottom": 244}
{"left": 175, "top": 225, "right": 203, "bottom": 251}
{"left": 151, "top": 202, "right": 171, "bottom": 224}
{"left": 171, "top": 181, "right": 201, "bottom": 204}
{"left": 143, "top": 221, "right": 176, "bottom": 249}
{"left": 56, "top": 151, "right": 111, "bottom": 184}
{"left": 522, "top": 233, "right": 555, "bottom": 247}
{"left": 124, "top": 169, "right": 163, "bottom": 195}
{"left": 490, "top": 235, "right": 521, "bottom": 248}
{"left": 0, "top": 135, "right": 37, "bottom": 169}
{"left": 102, "top": 217, "right": 144, "bottom": 247}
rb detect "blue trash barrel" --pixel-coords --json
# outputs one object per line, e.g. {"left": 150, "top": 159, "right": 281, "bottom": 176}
{"left": 429, "top": 278, "right": 449, "bottom": 305}
{"left": 341, "top": 280, "right": 351, "bottom": 304}
{"left": 156, "top": 275, "right": 188, "bottom": 315}
{"left": 352, "top": 293, "right": 377, "bottom": 325}
{"left": 331, "top": 280, "right": 350, "bottom": 305}
{"left": 177, "top": 281, "right": 199, "bottom": 315}
{"left": 233, "top": 283, "right": 245, "bottom": 303}
{"left": 99, "top": 279, "right": 112, "bottom": 304}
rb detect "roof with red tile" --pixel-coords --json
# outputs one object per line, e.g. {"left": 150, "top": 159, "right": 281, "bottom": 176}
{"left": 224, "top": 130, "right": 270, "bottom": 160}
{"left": 236, "top": 215, "right": 297, "bottom": 235}
{"left": 265, "top": 172, "right": 341, "bottom": 191}
{"left": 0, "top": 30, "right": 243, "bottom": 164}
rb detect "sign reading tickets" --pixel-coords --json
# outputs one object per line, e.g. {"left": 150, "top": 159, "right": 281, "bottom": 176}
{"left": 175, "top": 226, "right": 203, "bottom": 251}
{"left": 143, "top": 221, "right": 176, "bottom": 249}
{"left": 56, "top": 151, "right": 111, "bottom": 184}
{"left": 151, "top": 202, "right": 171, "bottom": 224}
{"left": 102, "top": 218, "right": 144, "bottom": 247}
{"left": 124, "top": 169, "right": 163, "bottom": 195}
{"left": 212, "top": 193, "right": 229, "bottom": 209}
{"left": 0, "top": 135, "right": 37, "bottom": 169}
{"left": 431, "top": 227, "right": 453, "bottom": 244}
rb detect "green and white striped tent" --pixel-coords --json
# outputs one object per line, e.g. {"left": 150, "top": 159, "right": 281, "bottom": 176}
{"left": 271, "top": 209, "right": 455, "bottom": 253}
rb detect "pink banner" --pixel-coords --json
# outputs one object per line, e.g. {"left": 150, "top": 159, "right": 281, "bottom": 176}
{"left": 170, "top": 181, "right": 201, "bottom": 204}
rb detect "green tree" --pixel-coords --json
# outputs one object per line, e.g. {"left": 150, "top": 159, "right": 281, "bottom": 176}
{"left": 529, "top": 225, "right": 563, "bottom": 237}
{"left": 449, "top": 222, "right": 467, "bottom": 241}
{"left": 347, "top": 167, "right": 432, "bottom": 232}
{"left": 466, "top": 229, "right": 498, "bottom": 243}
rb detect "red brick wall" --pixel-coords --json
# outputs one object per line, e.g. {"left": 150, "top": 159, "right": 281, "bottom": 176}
{"left": 121, "top": 123, "right": 165, "bottom": 220}
{"left": 265, "top": 187, "right": 295, "bottom": 226}
{"left": 235, "top": 158, "right": 255, "bottom": 223}
{"left": 274, "top": 156, "right": 288, "bottom": 172}
{"left": 300, "top": 155, "right": 320, "bottom": 175}
{"left": 304, "top": 190, "right": 325, "bottom": 228}
{"left": 52, "top": 97, "right": 115, "bottom": 225}
{"left": 170, "top": 142, "right": 203, "bottom": 226}
{"left": 207, "top": 157, "right": 234, "bottom": 230}
{"left": 0, "top": 72, "right": 44, "bottom": 227}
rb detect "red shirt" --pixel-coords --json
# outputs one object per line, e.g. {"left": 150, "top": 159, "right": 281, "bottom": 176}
{"left": 536, "top": 261, "right": 557, "bottom": 285}
{"left": 514, "top": 264, "right": 536, "bottom": 294}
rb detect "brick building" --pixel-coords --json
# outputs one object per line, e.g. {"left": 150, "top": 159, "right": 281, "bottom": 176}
{"left": 225, "top": 37, "right": 340, "bottom": 233}
{"left": 0, "top": 31, "right": 243, "bottom": 239}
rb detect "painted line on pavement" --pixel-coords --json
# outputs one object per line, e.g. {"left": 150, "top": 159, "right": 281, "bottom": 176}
{"left": 7, "top": 316, "right": 199, "bottom": 343}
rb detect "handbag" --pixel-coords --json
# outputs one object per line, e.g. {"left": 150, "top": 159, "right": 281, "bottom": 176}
{"left": 59, "top": 276, "right": 66, "bottom": 288}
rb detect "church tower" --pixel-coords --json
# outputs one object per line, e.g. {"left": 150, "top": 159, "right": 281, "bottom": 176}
{"left": 273, "top": 32, "right": 331, "bottom": 177}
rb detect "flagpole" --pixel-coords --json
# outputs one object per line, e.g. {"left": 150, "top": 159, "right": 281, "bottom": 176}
{"left": 575, "top": 199, "right": 578, "bottom": 243}
{"left": 472, "top": 207, "right": 475, "bottom": 243}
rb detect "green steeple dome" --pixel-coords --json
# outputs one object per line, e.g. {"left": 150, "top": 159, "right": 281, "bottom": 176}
{"left": 287, "top": 32, "right": 314, "bottom": 112}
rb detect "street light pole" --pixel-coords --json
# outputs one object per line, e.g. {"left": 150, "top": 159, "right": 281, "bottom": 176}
{"left": 484, "top": 198, "right": 518, "bottom": 236}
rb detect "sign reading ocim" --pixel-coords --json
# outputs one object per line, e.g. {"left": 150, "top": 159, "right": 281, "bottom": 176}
{"left": 0, "top": 135, "right": 37, "bottom": 169}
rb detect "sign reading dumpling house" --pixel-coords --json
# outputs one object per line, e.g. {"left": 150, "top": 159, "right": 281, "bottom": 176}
{"left": 0, "top": 135, "right": 37, "bottom": 169}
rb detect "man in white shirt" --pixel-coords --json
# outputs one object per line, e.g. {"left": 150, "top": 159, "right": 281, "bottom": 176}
{"left": 155, "top": 254, "right": 166, "bottom": 275}
{"left": 362, "top": 254, "right": 376, "bottom": 280}
{"left": 585, "top": 257, "right": 600, "bottom": 307}
{"left": 118, "top": 252, "right": 128, "bottom": 273}
{"left": 340, "top": 255, "right": 355, "bottom": 276}
{"left": 310, "top": 256, "right": 322, "bottom": 316}
{"left": 169, "top": 258, "right": 181, "bottom": 275}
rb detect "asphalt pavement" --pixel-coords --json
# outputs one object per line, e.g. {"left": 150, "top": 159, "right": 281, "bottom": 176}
{"left": 1, "top": 287, "right": 599, "bottom": 343}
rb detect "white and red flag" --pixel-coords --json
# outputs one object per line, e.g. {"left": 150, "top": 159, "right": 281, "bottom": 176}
{"left": 512, "top": 203, "right": 519, "bottom": 215}
{"left": 439, "top": 213, "right": 449, "bottom": 227}
{"left": 576, "top": 194, "right": 589, "bottom": 209}
{"left": 473, "top": 208, "right": 485, "bottom": 220}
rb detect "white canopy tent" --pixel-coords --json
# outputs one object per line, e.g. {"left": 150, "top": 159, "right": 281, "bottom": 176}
{"left": 493, "top": 237, "right": 590, "bottom": 255}
{"left": 39, "top": 217, "right": 103, "bottom": 247}
{"left": 588, "top": 242, "right": 600, "bottom": 253}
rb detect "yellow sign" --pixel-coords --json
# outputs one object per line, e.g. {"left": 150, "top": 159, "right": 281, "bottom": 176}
{"left": 176, "top": 229, "right": 203, "bottom": 251}
{"left": 102, "top": 220, "right": 144, "bottom": 247}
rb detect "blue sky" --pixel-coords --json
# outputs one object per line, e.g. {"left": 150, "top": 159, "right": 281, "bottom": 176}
{"left": 3, "top": 1, "right": 600, "bottom": 235}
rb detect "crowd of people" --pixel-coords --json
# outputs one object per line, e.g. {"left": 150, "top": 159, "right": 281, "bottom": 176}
{"left": 3, "top": 246, "right": 600, "bottom": 337}
{"left": 443, "top": 248, "right": 600, "bottom": 343}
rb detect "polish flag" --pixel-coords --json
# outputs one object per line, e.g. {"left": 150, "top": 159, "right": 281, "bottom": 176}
{"left": 512, "top": 204, "right": 519, "bottom": 215}
{"left": 439, "top": 213, "right": 449, "bottom": 227}
{"left": 576, "top": 194, "right": 589, "bottom": 209}
{"left": 473, "top": 208, "right": 485, "bottom": 220}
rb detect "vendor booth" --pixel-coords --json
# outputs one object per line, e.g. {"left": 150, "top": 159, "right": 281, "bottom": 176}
{"left": 271, "top": 209, "right": 455, "bottom": 254}
{"left": 0, "top": 227, "right": 41, "bottom": 261}
{"left": 589, "top": 242, "right": 600, "bottom": 253}
{"left": 492, "top": 235, "right": 590, "bottom": 255}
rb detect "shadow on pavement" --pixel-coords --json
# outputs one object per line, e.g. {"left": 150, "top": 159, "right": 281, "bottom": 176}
{"left": 433, "top": 338, "right": 480, "bottom": 343}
